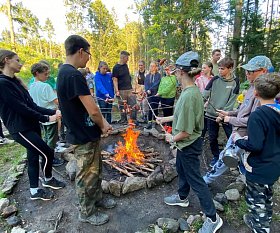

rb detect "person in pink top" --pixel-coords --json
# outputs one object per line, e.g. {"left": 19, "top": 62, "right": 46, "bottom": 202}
{"left": 195, "top": 61, "right": 213, "bottom": 138}
{"left": 195, "top": 61, "right": 213, "bottom": 93}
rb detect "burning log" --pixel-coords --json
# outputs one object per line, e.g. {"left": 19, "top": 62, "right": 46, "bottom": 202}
{"left": 144, "top": 152, "right": 160, "bottom": 158}
{"left": 145, "top": 158, "right": 163, "bottom": 163}
{"left": 103, "top": 160, "right": 134, "bottom": 177}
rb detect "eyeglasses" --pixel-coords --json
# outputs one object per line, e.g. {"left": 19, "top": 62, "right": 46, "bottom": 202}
{"left": 83, "top": 49, "right": 91, "bottom": 57}
{"left": 246, "top": 69, "right": 262, "bottom": 75}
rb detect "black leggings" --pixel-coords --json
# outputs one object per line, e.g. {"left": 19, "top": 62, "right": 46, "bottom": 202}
{"left": 12, "top": 130, "right": 54, "bottom": 188}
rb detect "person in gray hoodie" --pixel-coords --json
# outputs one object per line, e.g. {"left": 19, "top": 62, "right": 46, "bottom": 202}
{"left": 203, "top": 57, "right": 239, "bottom": 167}
{"left": 203, "top": 56, "right": 272, "bottom": 184}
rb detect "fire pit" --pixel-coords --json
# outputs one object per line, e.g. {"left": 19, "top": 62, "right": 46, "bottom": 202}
{"left": 100, "top": 122, "right": 177, "bottom": 196}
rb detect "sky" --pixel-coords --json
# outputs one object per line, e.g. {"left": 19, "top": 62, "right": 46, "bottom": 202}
{"left": 0, "top": 0, "right": 139, "bottom": 43}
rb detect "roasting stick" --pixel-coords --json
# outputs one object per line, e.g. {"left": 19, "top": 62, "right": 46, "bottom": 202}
{"left": 144, "top": 96, "right": 181, "bottom": 151}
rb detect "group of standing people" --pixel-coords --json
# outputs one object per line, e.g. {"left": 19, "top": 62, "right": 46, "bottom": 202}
{"left": 0, "top": 34, "right": 279, "bottom": 233}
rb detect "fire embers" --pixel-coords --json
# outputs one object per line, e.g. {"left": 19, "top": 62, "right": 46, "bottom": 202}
{"left": 114, "top": 119, "right": 144, "bottom": 165}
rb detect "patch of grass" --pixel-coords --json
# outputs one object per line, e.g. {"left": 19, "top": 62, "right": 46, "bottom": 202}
{"left": 0, "top": 191, "right": 6, "bottom": 198}
{"left": 191, "top": 218, "right": 204, "bottom": 232}
{"left": 0, "top": 142, "right": 26, "bottom": 186}
{"left": 224, "top": 196, "right": 248, "bottom": 226}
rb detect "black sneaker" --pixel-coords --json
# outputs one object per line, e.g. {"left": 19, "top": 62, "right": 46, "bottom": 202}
{"left": 52, "top": 157, "right": 64, "bottom": 167}
{"left": 42, "top": 177, "right": 66, "bottom": 190}
{"left": 30, "top": 188, "right": 54, "bottom": 201}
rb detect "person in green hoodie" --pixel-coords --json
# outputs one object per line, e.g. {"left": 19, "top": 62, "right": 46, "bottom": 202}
{"left": 203, "top": 57, "right": 239, "bottom": 167}
{"left": 156, "top": 65, "right": 177, "bottom": 127}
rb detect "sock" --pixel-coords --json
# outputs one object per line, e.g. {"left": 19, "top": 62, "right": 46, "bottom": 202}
{"left": 30, "top": 188, "right": 39, "bottom": 195}
{"left": 179, "top": 195, "right": 187, "bottom": 200}
{"left": 45, "top": 177, "right": 53, "bottom": 182}
{"left": 207, "top": 214, "right": 217, "bottom": 222}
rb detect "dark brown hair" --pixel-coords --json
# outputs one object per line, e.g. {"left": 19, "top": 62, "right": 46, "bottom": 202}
{"left": 255, "top": 73, "right": 280, "bottom": 100}
{"left": 31, "top": 63, "right": 49, "bottom": 76}
{"left": 64, "top": 35, "right": 90, "bottom": 56}
{"left": 218, "top": 57, "right": 234, "bottom": 69}
{"left": 212, "top": 49, "right": 221, "bottom": 56}
{"left": 0, "top": 49, "right": 17, "bottom": 73}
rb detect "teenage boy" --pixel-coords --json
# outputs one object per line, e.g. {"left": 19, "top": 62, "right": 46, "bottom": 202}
{"left": 211, "top": 49, "right": 222, "bottom": 76}
{"left": 233, "top": 73, "right": 280, "bottom": 233}
{"left": 29, "top": 63, "right": 64, "bottom": 166}
{"left": 203, "top": 57, "right": 239, "bottom": 167}
{"left": 203, "top": 56, "right": 272, "bottom": 185}
{"left": 57, "top": 35, "right": 114, "bottom": 226}
{"left": 112, "top": 51, "right": 137, "bottom": 123}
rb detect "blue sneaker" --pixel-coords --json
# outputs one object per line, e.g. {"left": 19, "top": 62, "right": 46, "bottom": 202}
{"left": 198, "top": 214, "right": 223, "bottom": 233}
{"left": 164, "top": 194, "right": 189, "bottom": 207}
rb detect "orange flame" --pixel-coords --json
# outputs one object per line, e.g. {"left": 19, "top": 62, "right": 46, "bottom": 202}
{"left": 114, "top": 119, "right": 144, "bottom": 165}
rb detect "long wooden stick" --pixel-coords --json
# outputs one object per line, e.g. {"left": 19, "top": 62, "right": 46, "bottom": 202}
{"left": 124, "top": 164, "right": 148, "bottom": 177}
{"left": 103, "top": 160, "right": 134, "bottom": 177}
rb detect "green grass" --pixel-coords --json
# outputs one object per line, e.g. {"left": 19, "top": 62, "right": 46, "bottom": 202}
{"left": 224, "top": 196, "right": 248, "bottom": 226}
{"left": 0, "top": 142, "right": 26, "bottom": 186}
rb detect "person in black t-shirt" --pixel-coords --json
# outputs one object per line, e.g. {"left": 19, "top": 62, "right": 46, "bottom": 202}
{"left": 112, "top": 51, "right": 137, "bottom": 123}
{"left": 57, "top": 35, "right": 114, "bottom": 226}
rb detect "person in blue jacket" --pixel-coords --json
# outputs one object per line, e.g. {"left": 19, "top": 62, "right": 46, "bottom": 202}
{"left": 95, "top": 61, "right": 114, "bottom": 123}
{"left": 144, "top": 61, "right": 161, "bottom": 129}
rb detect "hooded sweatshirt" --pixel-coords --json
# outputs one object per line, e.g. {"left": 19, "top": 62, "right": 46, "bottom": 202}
{"left": 236, "top": 104, "right": 280, "bottom": 185}
{"left": 0, "top": 74, "right": 55, "bottom": 134}
{"left": 94, "top": 71, "right": 114, "bottom": 100}
{"left": 227, "top": 84, "right": 260, "bottom": 136}
{"left": 203, "top": 75, "right": 239, "bottom": 118}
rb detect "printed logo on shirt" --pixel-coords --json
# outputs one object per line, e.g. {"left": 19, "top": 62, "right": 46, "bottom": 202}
{"left": 226, "top": 85, "right": 233, "bottom": 89}
{"left": 84, "top": 114, "right": 95, "bottom": 127}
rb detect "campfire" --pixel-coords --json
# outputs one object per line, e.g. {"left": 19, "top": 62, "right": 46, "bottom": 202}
{"left": 102, "top": 120, "right": 163, "bottom": 177}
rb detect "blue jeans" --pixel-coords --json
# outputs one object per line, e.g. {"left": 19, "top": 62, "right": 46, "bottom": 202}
{"left": 98, "top": 100, "right": 112, "bottom": 124}
{"left": 176, "top": 138, "right": 216, "bottom": 217}
{"left": 203, "top": 134, "right": 246, "bottom": 184}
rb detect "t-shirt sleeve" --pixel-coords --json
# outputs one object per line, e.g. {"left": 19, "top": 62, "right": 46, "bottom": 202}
{"left": 175, "top": 97, "right": 195, "bottom": 134}
{"left": 112, "top": 65, "right": 119, "bottom": 79}
{"left": 43, "top": 84, "right": 57, "bottom": 102}
{"left": 68, "top": 73, "right": 91, "bottom": 100}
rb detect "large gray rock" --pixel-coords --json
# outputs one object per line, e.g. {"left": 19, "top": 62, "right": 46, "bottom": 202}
{"left": 108, "top": 180, "right": 123, "bottom": 197}
{"left": 122, "top": 177, "right": 147, "bottom": 194}
{"left": 6, "top": 215, "right": 22, "bottom": 227}
{"left": 178, "top": 217, "right": 190, "bottom": 231}
{"left": 0, "top": 198, "right": 10, "bottom": 212}
{"left": 225, "top": 189, "right": 240, "bottom": 201}
{"left": 154, "top": 225, "right": 164, "bottom": 233}
{"left": 157, "top": 218, "right": 179, "bottom": 233}
{"left": 11, "top": 226, "right": 26, "bottom": 233}
{"left": 146, "top": 166, "right": 164, "bottom": 188}
{"left": 214, "top": 193, "right": 228, "bottom": 205}
{"left": 227, "top": 182, "right": 246, "bottom": 192}
{"left": 1, "top": 176, "right": 19, "bottom": 194}
{"left": 101, "top": 180, "right": 110, "bottom": 193}
{"left": 1, "top": 205, "right": 18, "bottom": 218}
{"left": 213, "top": 200, "right": 224, "bottom": 212}
{"left": 162, "top": 164, "right": 177, "bottom": 182}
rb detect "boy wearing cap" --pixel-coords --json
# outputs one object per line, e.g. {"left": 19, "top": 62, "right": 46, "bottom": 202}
{"left": 157, "top": 51, "right": 223, "bottom": 233}
{"left": 112, "top": 51, "right": 137, "bottom": 123}
{"left": 233, "top": 73, "right": 280, "bottom": 233}
{"left": 203, "top": 56, "right": 272, "bottom": 185}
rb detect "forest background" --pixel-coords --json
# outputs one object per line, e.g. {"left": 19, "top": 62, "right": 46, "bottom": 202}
{"left": 0, "top": 0, "right": 279, "bottom": 84}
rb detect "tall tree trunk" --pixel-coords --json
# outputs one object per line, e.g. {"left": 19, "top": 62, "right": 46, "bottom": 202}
{"left": 241, "top": 0, "right": 250, "bottom": 63}
{"left": 6, "top": 0, "right": 15, "bottom": 48}
{"left": 231, "top": 0, "right": 243, "bottom": 69}
{"left": 267, "top": 0, "right": 274, "bottom": 55}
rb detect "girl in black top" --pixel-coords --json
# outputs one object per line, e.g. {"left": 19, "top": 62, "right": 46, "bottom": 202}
{"left": 0, "top": 49, "right": 65, "bottom": 200}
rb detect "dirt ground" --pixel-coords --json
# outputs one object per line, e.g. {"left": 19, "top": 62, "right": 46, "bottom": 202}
{"left": 4, "top": 131, "right": 280, "bottom": 233}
